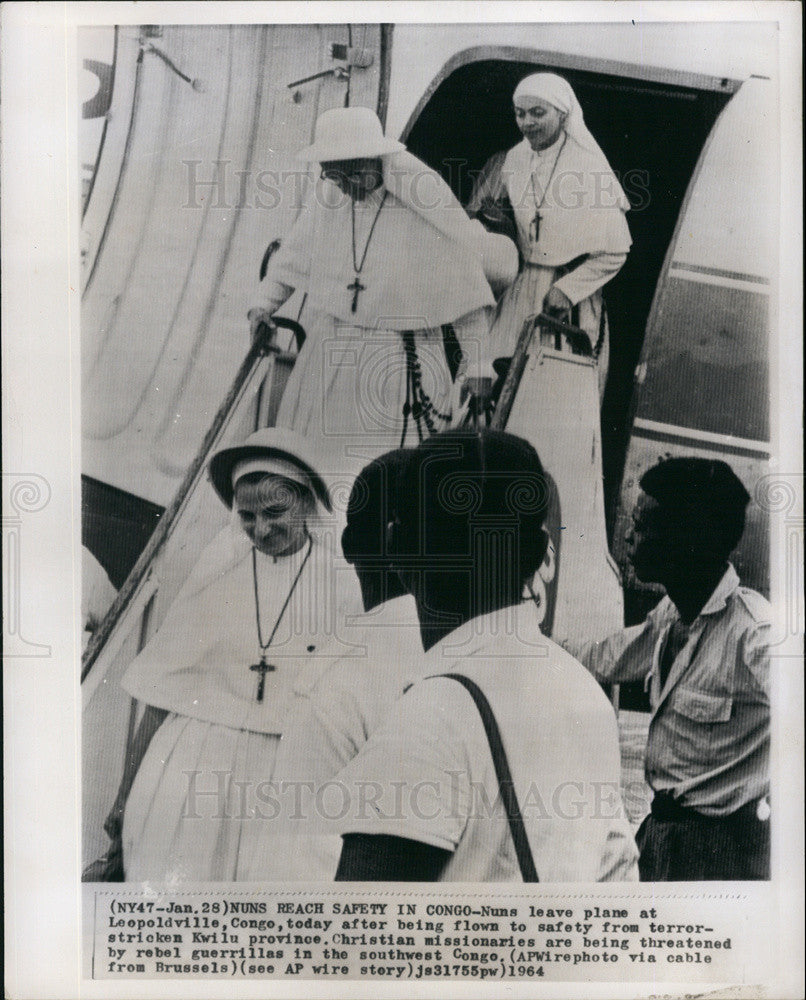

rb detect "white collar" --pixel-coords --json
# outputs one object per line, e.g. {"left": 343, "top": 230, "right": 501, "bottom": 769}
{"left": 651, "top": 563, "right": 740, "bottom": 628}
{"left": 698, "top": 563, "right": 740, "bottom": 617}
{"left": 424, "top": 601, "right": 547, "bottom": 665}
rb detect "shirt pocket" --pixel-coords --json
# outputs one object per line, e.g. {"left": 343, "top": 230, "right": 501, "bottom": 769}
{"left": 673, "top": 686, "right": 733, "bottom": 723}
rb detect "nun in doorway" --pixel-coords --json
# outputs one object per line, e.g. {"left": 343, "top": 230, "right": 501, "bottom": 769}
{"left": 467, "top": 72, "right": 632, "bottom": 397}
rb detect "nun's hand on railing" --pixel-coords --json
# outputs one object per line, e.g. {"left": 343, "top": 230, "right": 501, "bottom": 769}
{"left": 543, "top": 285, "right": 573, "bottom": 319}
{"left": 248, "top": 307, "right": 275, "bottom": 343}
{"left": 460, "top": 359, "right": 497, "bottom": 423}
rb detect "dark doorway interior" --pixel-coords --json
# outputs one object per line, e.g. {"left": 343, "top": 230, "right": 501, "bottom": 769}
{"left": 403, "top": 58, "right": 730, "bottom": 526}
{"left": 83, "top": 475, "right": 164, "bottom": 589}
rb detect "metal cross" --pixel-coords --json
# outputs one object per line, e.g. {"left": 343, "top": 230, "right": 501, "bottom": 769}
{"left": 348, "top": 277, "right": 366, "bottom": 313}
{"left": 250, "top": 657, "right": 276, "bottom": 703}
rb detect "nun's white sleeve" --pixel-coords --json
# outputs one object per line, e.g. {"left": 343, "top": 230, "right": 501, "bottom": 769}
{"left": 451, "top": 305, "right": 497, "bottom": 379}
{"left": 252, "top": 203, "right": 316, "bottom": 315}
{"left": 255, "top": 280, "right": 295, "bottom": 316}
{"left": 552, "top": 251, "right": 627, "bottom": 306}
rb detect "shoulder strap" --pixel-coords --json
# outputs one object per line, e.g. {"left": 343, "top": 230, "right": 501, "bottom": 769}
{"left": 427, "top": 672, "right": 539, "bottom": 882}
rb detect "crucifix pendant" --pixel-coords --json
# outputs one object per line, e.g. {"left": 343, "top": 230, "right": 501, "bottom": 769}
{"left": 250, "top": 656, "right": 275, "bottom": 703}
{"left": 529, "top": 210, "right": 542, "bottom": 243}
{"left": 348, "top": 277, "right": 365, "bottom": 313}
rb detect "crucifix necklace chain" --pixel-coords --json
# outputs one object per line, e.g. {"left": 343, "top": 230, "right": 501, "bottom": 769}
{"left": 250, "top": 536, "right": 313, "bottom": 702}
{"left": 528, "top": 133, "right": 567, "bottom": 244}
{"left": 349, "top": 190, "right": 389, "bottom": 313}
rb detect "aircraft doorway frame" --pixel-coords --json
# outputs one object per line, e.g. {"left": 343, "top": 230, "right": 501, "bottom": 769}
{"left": 396, "top": 43, "right": 740, "bottom": 142}
{"left": 395, "top": 44, "right": 734, "bottom": 530}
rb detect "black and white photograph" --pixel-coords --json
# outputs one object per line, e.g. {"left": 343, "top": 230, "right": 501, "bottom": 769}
{"left": 2, "top": 4, "right": 803, "bottom": 998}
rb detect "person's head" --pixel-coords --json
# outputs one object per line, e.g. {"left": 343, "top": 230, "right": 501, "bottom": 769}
{"left": 389, "top": 430, "right": 549, "bottom": 642}
{"left": 233, "top": 472, "right": 315, "bottom": 557}
{"left": 208, "top": 428, "right": 331, "bottom": 557}
{"left": 320, "top": 157, "right": 384, "bottom": 201}
{"left": 627, "top": 457, "right": 750, "bottom": 585}
{"left": 512, "top": 72, "right": 574, "bottom": 151}
{"left": 297, "top": 107, "right": 404, "bottom": 200}
{"left": 341, "top": 449, "right": 410, "bottom": 611}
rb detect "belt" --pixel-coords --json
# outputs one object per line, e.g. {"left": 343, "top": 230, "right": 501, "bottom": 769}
{"left": 650, "top": 792, "right": 768, "bottom": 824}
{"left": 650, "top": 792, "right": 701, "bottom": 821}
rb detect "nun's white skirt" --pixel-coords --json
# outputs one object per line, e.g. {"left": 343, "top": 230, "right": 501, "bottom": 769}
{"left": 122, "top": 713, "right": 280, "bottom": 882}
{"left": 275, "top": 306, "right": 492, "bottom": 476}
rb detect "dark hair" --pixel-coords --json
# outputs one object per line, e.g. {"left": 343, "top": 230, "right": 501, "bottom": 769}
{"left": 395, "top": 429, "right": 549, "bottom": 584}
{"left": 639, "top": 457, "right": 750, "bottom": 560}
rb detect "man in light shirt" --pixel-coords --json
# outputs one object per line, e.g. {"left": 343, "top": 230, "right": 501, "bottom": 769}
{"left": 238, "top": 449, "right": 424, "bottom": 879}
{"left": 574, "top": 457, "right": 771, "bottom": 880}
{"left": 334, "top": 429, "right": 638, "bottom": 882}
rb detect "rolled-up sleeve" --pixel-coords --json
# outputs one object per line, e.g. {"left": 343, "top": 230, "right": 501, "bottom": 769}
{"left": 741, "top": 620, "right": 771, "bottom": 701}
{"left": 572, "top": 621, "right": 655, "bottom": 686}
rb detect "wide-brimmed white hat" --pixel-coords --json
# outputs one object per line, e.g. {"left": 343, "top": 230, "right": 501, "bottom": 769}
{"left": 208, "top": 427, "right": 331, "bottom": 510}
{"left": 297, "top": 106, "right": 405, "bottom": 163}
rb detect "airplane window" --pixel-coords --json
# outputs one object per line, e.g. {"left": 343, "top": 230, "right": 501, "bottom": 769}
{"left": 635, "top": 275, "right": 770, "bottom": 442}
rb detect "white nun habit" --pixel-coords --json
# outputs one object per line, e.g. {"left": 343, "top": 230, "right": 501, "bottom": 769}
{"left": 468, "top": 73, "right": 632, "bottom": 395}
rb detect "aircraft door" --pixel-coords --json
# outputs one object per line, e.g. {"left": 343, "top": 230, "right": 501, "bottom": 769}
{"left": 613, "top": 77, "right": 775, "bottom": 609}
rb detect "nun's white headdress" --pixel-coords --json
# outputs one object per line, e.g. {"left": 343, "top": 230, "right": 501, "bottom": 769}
{"left": 503, "top": 71, "right": 632, "bottom": 260}
{"left": 513, "top": 73, "right": 603, "bottom": 156}
{"left": 209, "top": 427, "right": 331, "bottom": 511}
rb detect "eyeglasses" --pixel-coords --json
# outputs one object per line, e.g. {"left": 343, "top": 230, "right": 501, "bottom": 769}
{"left": 321, "top": 167, "right": 344, "bottom": 182}
{"left": 320, "top": 160, "right": 375, "bottom": 182}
